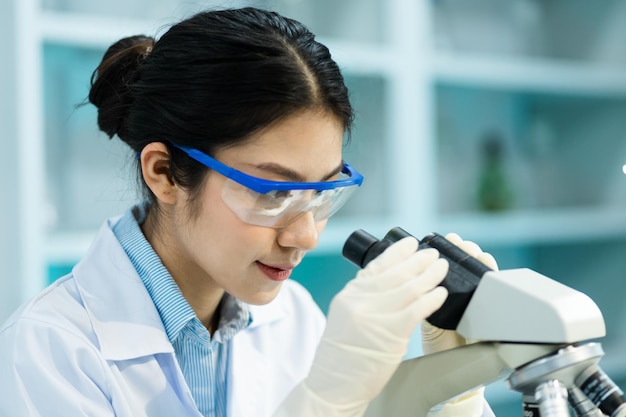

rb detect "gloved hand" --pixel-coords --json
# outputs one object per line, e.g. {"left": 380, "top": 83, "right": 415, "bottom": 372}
{"left": 274, "top": 237, "right": 449, "bottom": 417}
{"left": 422, "top": 233, "right": 498, "bottom": 417}
{"left": 421, "top": 233, "right": 498, "bottom": 355}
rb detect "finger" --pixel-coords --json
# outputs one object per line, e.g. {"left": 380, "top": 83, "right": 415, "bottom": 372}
{"left": 476, "top": 252, "right": 499, "bottom": 271}
{"left": 356, "top": 247, "right": 440, "bottom": 292}
{"left": 453, "top": 239, "right": 482, "bottom": 259}
{"left": 445, "top": 233, "right": 488, "bottom": 262}
{"left": 380, "top": 248, "right": 441, "bottom": 286}
{"left": 421, "top": 326, "right": 467, "bottom": 354}
{"left": 408, "top": 286, "right": 448, "bottom": 324}
{"left": 420, "top": 320, "right": 445, "bottom": 339}
{"left": 410, "top": 257, "right": 449, "bottom": 293}
{"left": 370, "top": 286, "right": 449, "bottom": 340}
{"left": 444, "top": 232, "right": 462, "bottom": 246}
{"left": 362, "top": 237, "right": 418, "bottom": 276}
{"left": 363, "top": 258, "right": 449, "bottom": 311}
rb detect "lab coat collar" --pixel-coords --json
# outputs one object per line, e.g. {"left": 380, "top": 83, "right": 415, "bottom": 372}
{"left": 248, "top": 297, "right": 288, "bottom": 330}
{"left": 72, "top": 215, "right": 291, "bottom": 361}
{"left": 72, "top": 216, "right": 175, "bottom": 361}
{"left": 229, "top": 284, "right": 300, "bottom": 416}
{"left": 227, "top": 287, "right": 293, "bottom": 416}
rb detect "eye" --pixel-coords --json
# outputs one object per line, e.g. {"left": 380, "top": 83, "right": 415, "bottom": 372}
{"left": 266, "top": 190, "right": 293, "bottom": 200}
{"left": 257, "top": 190, "right": 295, "bottom": 209}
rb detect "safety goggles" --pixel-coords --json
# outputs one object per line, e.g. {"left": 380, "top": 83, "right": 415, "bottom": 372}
{"left": 172, "top": 143, "right": 363, "bottom": 228}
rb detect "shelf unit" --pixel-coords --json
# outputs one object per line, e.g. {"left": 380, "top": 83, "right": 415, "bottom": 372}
{"left": 4, "top": 0, "right": 626, "bottom": 410}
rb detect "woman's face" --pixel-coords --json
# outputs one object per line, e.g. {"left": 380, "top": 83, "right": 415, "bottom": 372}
{"left": 167, "top": 109, "right": 345, "bottom": 305}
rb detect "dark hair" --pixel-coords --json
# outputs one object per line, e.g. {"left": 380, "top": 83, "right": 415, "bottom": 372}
{"left": 89, "top": 7, "right": 353, "bottom": 211}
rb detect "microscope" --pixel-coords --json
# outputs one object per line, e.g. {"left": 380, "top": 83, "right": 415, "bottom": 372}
{"left": 342, "top": 228, "right": 625, "bottom": 417}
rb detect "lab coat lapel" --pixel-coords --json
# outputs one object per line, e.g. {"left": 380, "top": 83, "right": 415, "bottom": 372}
{"left": 73, "top": 218, "right": 201, "bottom": 415}
{"left": 227, "top": 301, "right": 287, "bottom": 417}
{"left": 228, "top": 336, "right": 268, "bottom": 416}
{"left": 73, "top": 218, "right": 174, "bottom": 359}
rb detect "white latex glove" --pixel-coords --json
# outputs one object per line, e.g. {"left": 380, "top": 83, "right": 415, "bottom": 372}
{"left": 274, "top": 237, "right": 449, "bottom": 417}
{"left": 422, "top": 233, "right": 498, "bottom": 417}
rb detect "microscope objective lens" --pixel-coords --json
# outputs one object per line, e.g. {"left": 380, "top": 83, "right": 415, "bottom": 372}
{"left": 576, "top": 366, "right": 626, "bottom": 417}
{"left": 568, "top": 386, "right": 604, "bottom": 417}
{"left": 522, "top": 395, "right": 540, "bottom": 417}
{"left": 535, "top": 380, "right": 570, "bottom": 417}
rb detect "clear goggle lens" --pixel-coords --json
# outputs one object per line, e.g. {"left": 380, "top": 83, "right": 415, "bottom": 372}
{"left": 165, "top": 142, "right": 362, "bottom": 228}
{"left": 222, "top": 175, "right": 358, "bottom": 228}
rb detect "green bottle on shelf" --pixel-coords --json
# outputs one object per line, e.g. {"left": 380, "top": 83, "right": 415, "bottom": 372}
{"left": 476, "top": 131, "right": 513, "bottom": 212}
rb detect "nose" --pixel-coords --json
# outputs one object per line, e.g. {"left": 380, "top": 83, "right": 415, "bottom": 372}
{"left": 276, "top": 211, "right": 321, "bottom": 251}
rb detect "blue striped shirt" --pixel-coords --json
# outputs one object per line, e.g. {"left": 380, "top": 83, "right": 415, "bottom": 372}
{"left": 112, "top": 204, "right": 251, "bottom": 417}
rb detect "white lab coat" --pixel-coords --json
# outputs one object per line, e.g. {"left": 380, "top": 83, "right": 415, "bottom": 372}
{"left": 0, "top": 216, "right": 326, "bottom": 417}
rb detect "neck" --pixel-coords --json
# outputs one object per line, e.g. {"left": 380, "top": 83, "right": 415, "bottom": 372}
{"left": 141, "top": 208, "right": 225, "bottom": 333}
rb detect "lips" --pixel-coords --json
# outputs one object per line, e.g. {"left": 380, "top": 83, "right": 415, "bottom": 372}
{"left": 256, "top": 261, "right": 295, "bottom": 282}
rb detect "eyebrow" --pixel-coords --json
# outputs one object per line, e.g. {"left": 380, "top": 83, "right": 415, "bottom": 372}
{"left": 253, "top": 161, "right": 344, "bottom": 182}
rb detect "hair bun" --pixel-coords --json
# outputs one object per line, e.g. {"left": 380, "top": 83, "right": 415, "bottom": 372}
{"left": 89, "top": 35, "right": 155, "bottom": 140}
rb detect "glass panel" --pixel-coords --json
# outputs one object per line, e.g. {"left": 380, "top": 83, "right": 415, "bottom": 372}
{"left": 337, "top": 74, "right": 390, "bottom": 219}
{"left": 41, "top": 0, "right": 386, "bottom": 44}
{"left": 41, "top": 0, "right": 222, "bottom": 21}
{"left": 433, "top": 0, "right": 626, "bottom": 64}
{"left": 435, "top": 84, "right": 626, "bottom": 214}
{"left": 43, "top": 44, "right": 138, "bottom": 232}
{"left": 268, "top": 0, "right": 386, "bottom": 44}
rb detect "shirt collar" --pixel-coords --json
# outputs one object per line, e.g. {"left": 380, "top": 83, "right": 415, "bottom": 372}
{"left": 112, "top": 204, "right": 251, "bottom": 344}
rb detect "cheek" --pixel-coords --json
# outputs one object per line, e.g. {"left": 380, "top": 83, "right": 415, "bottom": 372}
{"left": 190, "top": 182, "right": 276, "bottom": 264}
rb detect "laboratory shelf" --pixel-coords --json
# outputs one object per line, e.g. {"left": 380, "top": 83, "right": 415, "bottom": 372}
{"left": 45, "top": 231, "right": 98, "bottom": 266}
{"left": 433, "top": 52, "right": 626, "bottom": 97}
{"left": 39, "top": 10, "right": 397, "bottom": 76}
{"left": 40, "top": 11, "right": 164, "bottom": 48}
{"left": 438, "top": 207, "right": 626, "bottom": 246}
{"left": 44, "top": 216, "right": 393, "bottom": 266}
{"left": 48, "top": 205, "right": 626, "bottom": 262}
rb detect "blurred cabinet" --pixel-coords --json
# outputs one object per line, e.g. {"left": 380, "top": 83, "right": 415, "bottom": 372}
{"left": 9, "top": 0, "right": 626, "bottom": 411}
{"left": 432, "top": 0, "right": 626, "bottom": 243}
{"left": 430, "top": 0, "right": 626, "bottom": 411}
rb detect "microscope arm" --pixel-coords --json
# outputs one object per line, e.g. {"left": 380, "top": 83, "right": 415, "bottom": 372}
{"left": 363, "top": 342, "right": 565, "bottom": 417}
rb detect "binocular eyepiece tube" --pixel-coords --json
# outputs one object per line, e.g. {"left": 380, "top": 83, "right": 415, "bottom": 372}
{"left": 342, "top": 227, "right": 493, "bottom": 330}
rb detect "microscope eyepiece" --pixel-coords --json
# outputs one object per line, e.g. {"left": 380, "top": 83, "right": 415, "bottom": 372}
{"left": 342, "top": 229, "right": 392, "bottom": 268}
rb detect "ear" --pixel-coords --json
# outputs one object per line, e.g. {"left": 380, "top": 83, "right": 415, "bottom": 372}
{"left": 140, "top": 142, "right": 178, "bottom": 205}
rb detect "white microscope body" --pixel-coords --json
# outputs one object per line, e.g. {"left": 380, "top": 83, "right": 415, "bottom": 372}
{"left": 364, "top": 268, "right": 612, "bottom": 417}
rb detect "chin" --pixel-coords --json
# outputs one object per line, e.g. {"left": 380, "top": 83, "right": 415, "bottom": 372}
{"left": 241, "top": 284, "right": 283, "bottom": 306}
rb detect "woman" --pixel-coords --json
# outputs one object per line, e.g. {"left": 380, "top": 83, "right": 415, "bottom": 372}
{"left": 0, "top": 7, "right": 495, "bottom": 417}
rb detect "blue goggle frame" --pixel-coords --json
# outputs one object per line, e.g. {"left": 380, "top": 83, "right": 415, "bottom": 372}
{"left": 171, "top": 143, "right": 364, "bottom": 193}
